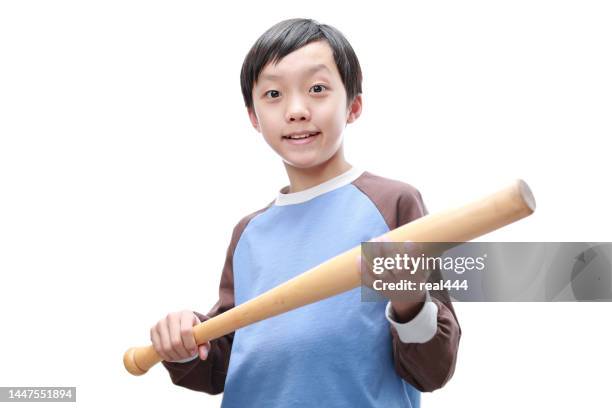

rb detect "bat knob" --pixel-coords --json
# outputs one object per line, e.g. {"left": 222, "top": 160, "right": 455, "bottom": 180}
{"left": 123, "top": 347, "right": 148, "bottom": 376}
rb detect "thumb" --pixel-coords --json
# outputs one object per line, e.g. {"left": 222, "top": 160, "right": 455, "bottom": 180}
{"left": 192, "top": 313, "right": 202, "bottom": 326}
{"left": 199, "top": 341, "right": 211, "bottom": 360}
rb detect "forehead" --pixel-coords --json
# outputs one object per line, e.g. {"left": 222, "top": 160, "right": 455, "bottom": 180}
{"left": 257, "top": 40, "right": 338, "bottom": 83}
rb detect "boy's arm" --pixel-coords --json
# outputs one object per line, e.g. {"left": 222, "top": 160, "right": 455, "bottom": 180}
{"left": 387, "top": 188, "right": 461, "bottom": 392}
{"left": 386, "top": 269, "right": 461, "bottom": 392}
{"left": 160, "top": 206, "right": 268, "bottom": 394}
{"left": 160, "top": 238, "right": 236, "bottom": 395}
{"left": 352, "top": 173, "right": 461, "bottom": 392}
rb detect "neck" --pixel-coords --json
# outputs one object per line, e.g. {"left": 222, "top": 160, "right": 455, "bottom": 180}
{"left": 283, "top": 148, "right": 352, "bottom": 193}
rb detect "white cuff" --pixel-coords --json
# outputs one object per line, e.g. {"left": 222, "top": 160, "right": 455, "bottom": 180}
{"left": 385, "top": 291, "right": 438, "bottom": 344}
{"left": 171, "top": 353, "right": 199, "bottom": 363}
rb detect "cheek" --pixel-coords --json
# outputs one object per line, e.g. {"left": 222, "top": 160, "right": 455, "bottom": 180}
{"left": 315, "top": 101, "right": 347, "bottom": 134}
{"left": 257, "top": 110, "right": 280, "bottom": 137}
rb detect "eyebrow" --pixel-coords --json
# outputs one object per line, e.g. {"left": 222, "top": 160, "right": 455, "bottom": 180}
{"left": 259, "top": 63, "right": 332, "bottom": 82}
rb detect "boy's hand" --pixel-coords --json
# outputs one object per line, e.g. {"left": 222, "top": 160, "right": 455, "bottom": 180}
{"left": 357, "top": 236, "right": 430, "bottom": 322}
{"left": 150, "top": 310, "right": 211, "bottom": 362}
{"left": 358, "top": 236, "right": 430, "bottom": 290}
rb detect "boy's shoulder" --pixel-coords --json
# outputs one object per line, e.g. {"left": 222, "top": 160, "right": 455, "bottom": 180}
{"left": 227, "top": 201, "right": 274, "bottom": 250}
{"left": 353, "top": 171, "right": 427, "bottom": 229}
{"left": 354, "top": 171, "right": 423, "bottom": 201}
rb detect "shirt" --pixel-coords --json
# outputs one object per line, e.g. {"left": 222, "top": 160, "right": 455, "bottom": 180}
{"left": 162, "top": 168, "right": 461, "bottom": 407}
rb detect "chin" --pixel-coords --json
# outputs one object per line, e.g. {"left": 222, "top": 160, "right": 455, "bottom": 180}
{"left": 283, "top": 156, "right": 326, "bottom": 169}
{"left": 284, "top": 160, "right": 319, "bottom": 170}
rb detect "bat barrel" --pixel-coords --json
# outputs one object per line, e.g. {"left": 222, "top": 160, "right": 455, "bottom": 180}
{"left": 387, "top": 179, "right": 535, "bottom": 243}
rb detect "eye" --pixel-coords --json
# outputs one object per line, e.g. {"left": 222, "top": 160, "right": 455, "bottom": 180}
{"left": 310, "top": 84, "right": 327, "bottom": 93}
{"left": 264, "top": 90, "right": 280, "bottom": 99}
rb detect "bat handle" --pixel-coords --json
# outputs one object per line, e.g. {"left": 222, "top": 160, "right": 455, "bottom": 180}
{"left": 124, "top": 318, "right": 222, "bottom": 375}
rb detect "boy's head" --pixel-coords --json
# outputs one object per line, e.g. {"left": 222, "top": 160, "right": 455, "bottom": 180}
{"left": 240, "top": 19, "right": 363, "bottom": 170}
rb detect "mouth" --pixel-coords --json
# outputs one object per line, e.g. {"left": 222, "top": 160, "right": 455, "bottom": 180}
{"left": 282, "top": 132, "right": 321, "bottom": 145}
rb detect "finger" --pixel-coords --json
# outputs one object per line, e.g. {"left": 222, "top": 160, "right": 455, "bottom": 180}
{"left": 150, "top": 326, "right": 169, "bottom": 362}
{"left": 357, "top": 250, "right": 380, "bottom": 286}
{"left": 358, "top": 255, "right": 373, "bottom": 288}
{"left": 199, "top": 341, "right": 211, "bottom": 360}
{"left": 180, "top": 312, "right": 198, "bottom": 355}
{"left": 168, "top": 313, "right": 191, "bottom": 360}
{"left": 359, "top": 243, "right": 389, "bottom": 287}
{"left": 193, "top": 312, "right": 202, "bottom": 325}
{"left": 156, "top": 321, "right": 178, "bottom": 361}
{"left": 402, "top": 240, "right": 415, "bottom": 250}
{"left": 159, "top": 317, "right": 181, "bottom": 361}
{"left": 370, "top": 235, "right": 391, "bottom": 260}
{"left": 370, "top": 235, "right": 390, "bottom": 243}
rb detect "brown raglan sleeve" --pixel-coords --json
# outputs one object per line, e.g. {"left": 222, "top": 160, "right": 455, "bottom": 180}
{"left": 353, "top": 172, "right": 462, "bottom": 392}
{"left": 160, "top": 208, "right": 266, "bottom": 394}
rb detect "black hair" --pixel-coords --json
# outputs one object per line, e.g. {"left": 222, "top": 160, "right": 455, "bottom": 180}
{"left": 240, "top": 18, "right": 363, "bottom": 111}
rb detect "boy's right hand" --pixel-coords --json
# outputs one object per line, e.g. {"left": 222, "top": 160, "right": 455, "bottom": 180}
{"left": 150, "top": 310, "right": 211, "bottom": 362}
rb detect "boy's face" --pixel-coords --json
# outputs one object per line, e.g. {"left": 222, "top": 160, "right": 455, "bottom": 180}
{"left": 248, "top": 40, "right": 362, "bottom": 169}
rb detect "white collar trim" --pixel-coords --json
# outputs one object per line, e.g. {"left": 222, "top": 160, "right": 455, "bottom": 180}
{"left": 275, "top": 167, "right": 364, "bottom": 206}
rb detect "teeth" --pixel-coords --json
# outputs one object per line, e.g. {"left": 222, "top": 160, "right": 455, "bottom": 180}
{"left": 287, "top": 132, "right": 318, "bottom": 139}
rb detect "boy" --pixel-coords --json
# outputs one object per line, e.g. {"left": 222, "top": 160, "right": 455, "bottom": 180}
{"left": 151, "top": 18, "right": 461, "bottom": 407}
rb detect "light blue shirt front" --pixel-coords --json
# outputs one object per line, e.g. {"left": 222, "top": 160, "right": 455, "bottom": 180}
{"left": 221, "top": 178, "right": 421, "bottom": 407}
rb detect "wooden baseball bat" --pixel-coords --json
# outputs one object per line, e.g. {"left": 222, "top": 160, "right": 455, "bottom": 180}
{"left": 124, "top": 179, "right": 535, "bottom": 375}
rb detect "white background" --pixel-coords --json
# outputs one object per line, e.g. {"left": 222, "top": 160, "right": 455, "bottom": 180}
{"left": 1, "top": 1, "right": 610, "bottom": 407}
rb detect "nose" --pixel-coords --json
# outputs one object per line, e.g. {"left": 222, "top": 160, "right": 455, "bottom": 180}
{"left": 285, "top": 95, "right": 311, "bottom": 123}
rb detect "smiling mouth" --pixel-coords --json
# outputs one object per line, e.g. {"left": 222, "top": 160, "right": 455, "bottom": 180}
{"left": 282, "top": 132, "right": 321, "bottom": 140}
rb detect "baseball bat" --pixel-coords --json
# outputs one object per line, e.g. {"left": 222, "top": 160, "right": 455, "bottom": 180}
{"left": 124, "top": 179, "right": 535, "bottom": 375}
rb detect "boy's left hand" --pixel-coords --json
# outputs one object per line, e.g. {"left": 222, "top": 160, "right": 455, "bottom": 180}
{"left": 357, "top": 236, "right": 430, "bottom": 323}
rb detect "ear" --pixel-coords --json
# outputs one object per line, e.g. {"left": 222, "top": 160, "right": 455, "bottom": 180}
{"left": 346, "top": 94, "right": 363, "bottom": 124}
{"left": 247, "top": 107, "right": 261, "bottom": 133}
